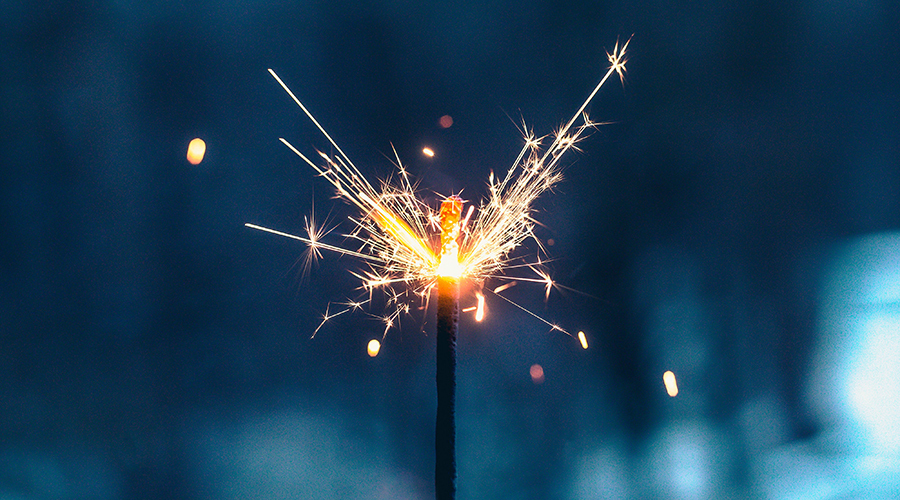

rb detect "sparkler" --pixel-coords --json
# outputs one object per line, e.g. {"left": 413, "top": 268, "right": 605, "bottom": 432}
{"left": 250, "top": 37, "right": 629, "bottom": 499}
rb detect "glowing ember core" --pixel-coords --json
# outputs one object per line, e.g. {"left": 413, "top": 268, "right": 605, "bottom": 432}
{"left": 578, "top": 331, "right": 588, "bottom": 349}
{"left": 437, "top": 195, "right": 463, "bottom": 278}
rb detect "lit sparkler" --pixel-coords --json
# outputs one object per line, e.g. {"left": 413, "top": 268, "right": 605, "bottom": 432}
{"left": 250, "top": 37, "right": 629, "bottom": 500}
{"left": 249, "top": 37, "right": 628, "bottom": 337}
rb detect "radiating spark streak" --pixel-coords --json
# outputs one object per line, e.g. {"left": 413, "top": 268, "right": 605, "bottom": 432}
{"left": 245, "top": 223, "right": 380, "bottom": 262}
{"left": 486, "top": 288, "right": 568, "bottom": 335}
{"left": 493, "top": 282, "right": 517, "bottom": 294}
{"left": 259, "top": 41, "right": 628, "bottom": 337}
{"left": 313, "top": 304, "right": 351, "bottom": 338}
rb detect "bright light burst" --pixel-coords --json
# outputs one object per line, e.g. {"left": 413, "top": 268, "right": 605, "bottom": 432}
{"left": 250, "top": 38, "right": 629, "bottom": 338}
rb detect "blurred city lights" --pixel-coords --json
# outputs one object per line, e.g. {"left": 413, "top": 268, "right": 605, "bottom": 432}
{"left": 530, "top": 364, "right": 545, "bottom": 384}
{"left": 367, "top": 339, "right": 381, "bottom": 357}
{"left": 663, "top": 370, "right": 678, "bottom": 397}
{"left": 187, "top": 138, "right": 206, "bottom": 164}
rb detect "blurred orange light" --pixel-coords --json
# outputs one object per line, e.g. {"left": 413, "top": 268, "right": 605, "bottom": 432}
{"left": 439, "top": 115, "right": 453, "bottom": 128}
{"left": 422, "top": 147, "right": 435, "bottom": 157}
{"left": 530, "top": 364, "right": 545, "bottom": 384}
{"left": 367, "top": 339, "right": 381, "bottom": 357}
{"left": 578, "top": 331, "right": 588, "bottom": 349}
{"left": 187, "top": 138, "right": 206, "bottom": 164}
{"left": 663, "top": 370, "right": 678, "bottom": 397}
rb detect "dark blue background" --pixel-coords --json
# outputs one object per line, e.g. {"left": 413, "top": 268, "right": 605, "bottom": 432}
{"left": 3, "top": 1, "right": 899, "bottom": 498}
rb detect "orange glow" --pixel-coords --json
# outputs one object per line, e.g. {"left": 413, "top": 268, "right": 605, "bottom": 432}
{"left": 367, "top": 339, "right": 381, "bottom": 357}
{"left": 186, "top": 138, "right": 206, "bottom": 164}
{"left": 663, "top": 370, "right": 678, "bottom": 397}
{"left": 439, "top": 115, "right": 453, "bottom": 128}
{"left": 530, "top": 364, "right": 545, "bottom": 384}
{"left": 361, "top": 193, "right": 437, "bottom": 268}
{"left": 437, "top": 196, "right": 463, "bottom": 277}
{"left": 578, "top": 331, "right": 588, "bottom": 349}
{"left": 422, "top": 147, "right": 435, "bottom": 157}
{"left": 475, "top": 292, "right": 485, "bottom": 321}
{"left": 493, "top": 282, "right": 516, "bottom": 294}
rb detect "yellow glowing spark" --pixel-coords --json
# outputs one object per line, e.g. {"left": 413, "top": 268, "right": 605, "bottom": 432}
{"left": 474, "top": 292, "right": 485, "bottom": 322}
{"left": 423, "top": 147, "right": 435, "bottom": 157}
{"left": 530, "top": 364, "right": 545, "bottom": 384}
{"left": 187, "top": 138, "right": 206, "bottom": 165}
{"left": 578, "top": 331, "right": 588, "bottom": 349}
{"left": 367, "top": 339, "right": 381, "bottom": 357}
{"left": 663, "top": 370, "right": 678, "bottom": 397}
{"left": 254, "top": 41, "right": 628, "bottom": 337}
{"left": 437, "top": 195, "right": 463, "bottom": 278}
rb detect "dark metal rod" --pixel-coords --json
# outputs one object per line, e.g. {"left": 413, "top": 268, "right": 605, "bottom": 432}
{"left": 435, "top": 276, "right": 459, "bottom": 500}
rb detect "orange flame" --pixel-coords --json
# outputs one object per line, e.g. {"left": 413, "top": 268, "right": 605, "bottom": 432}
{"left": 437, "top": 195, "right": 463, "bottom": 277}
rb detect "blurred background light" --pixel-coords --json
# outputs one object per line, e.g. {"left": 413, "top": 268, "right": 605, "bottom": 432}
{"left": 186, "top": 138, "right": 206, "bottom": 164}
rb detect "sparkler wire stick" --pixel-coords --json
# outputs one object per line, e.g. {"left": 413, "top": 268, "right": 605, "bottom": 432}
{"left": 435, "top": 275, "right": 458, "bottom": 499}
{"left": 436, "top": 195, "right": 463, "bottom": 499}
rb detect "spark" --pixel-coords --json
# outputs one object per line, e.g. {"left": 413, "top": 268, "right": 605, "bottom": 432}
{"left": 463, "top": 292, "right": 486, "bottom": 320}
{"left": 313, "top": 303, "right": 351, "bottom": 338}
{"left": 255, "top": 40, "right": 628, "bottom": 339}
{"left": 663, "top": 370, "right": 679, "bottom": 397}
{"left": 423, "top": 147, "right": 435, "bottom": 157}
{"left": 367, "top": 339, "right": 381, "bottom": 357}
{"left": 474, "top": 292, "right": 485, "bottom": 322}
{"left": 578, "top": 331, "right": 588, "bottom": 350}
{"left": 187, "top": 138, "right": 206, "bottom": 165}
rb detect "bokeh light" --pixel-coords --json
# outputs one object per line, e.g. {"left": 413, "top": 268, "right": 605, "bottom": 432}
{"left": 367, "top": 339, "right": 381, "bottom": 357}
{"left": 186, "top": 138, "right": 206, "bottom": 164}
